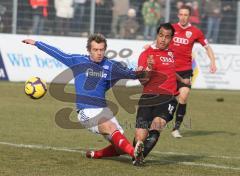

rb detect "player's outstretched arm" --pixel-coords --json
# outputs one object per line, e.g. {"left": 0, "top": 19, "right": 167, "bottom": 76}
{"left": 205, "top": 45, "right": 217, "bottom": 73}
{"left": 22, "top": 39, "right": 76, "bottom": 67}
{"left": 136, "top": 69, "right": 151, "bottom": 85}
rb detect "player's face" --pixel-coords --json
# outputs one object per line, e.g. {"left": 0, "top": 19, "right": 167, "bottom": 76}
{"left": 156, "top": 28, "right": 173, "bottom": 50}
{"left": 89, "top": 41, "right": 106, "bottom": 63}
{"left": 178, "top": 9, "right": 190, "bottom": 27}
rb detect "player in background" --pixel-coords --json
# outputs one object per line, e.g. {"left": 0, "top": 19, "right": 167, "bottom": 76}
{"left": 22, "top": 34, "right": 151, "bottom": 166}
{"left": 133, "top": 23, "right": 190, "bottom": 160}
{"left": 170, "top": 5, "right": 217, "bottom": 138}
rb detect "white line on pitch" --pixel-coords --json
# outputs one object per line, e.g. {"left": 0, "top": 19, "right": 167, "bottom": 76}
{"left": 0, "top": 141, "right": 85, "bottom": 154}
{"left": 181, "top": 161, "right": 240, "bottom": 170}
{"left": 152, "top": 151, "right": 240, "bottom": 160}
{"left": 0, "top": 141, "right": 240, "bottom": 171}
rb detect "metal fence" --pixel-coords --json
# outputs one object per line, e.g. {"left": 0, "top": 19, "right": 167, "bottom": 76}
{"left": 0, "top": 0, "right": 239, "bottom": 44}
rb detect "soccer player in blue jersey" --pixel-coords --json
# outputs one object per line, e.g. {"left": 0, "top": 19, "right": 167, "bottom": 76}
{"left": 22, "top": 34, "right": 147, "bottom": 165}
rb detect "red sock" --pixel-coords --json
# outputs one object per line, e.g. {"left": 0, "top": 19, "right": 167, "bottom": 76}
{"left": 93, "top": 144, "right": 120, "bottom": 159}
{"left": 110, "top": 130, "right": 134, "bottom": 157}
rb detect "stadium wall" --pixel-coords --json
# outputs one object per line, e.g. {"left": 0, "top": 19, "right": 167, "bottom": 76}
{"left": 0, "top": 34, "right": 240, "bottom": 90}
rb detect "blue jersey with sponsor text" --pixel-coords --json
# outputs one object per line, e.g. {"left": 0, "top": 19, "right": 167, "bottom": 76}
{"left": 35, "top": 41, "right": 136, "bottom": 109}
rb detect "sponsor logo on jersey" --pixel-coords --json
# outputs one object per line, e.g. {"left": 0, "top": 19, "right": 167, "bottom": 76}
{"left": 103, "top": 65, "right": 109, "bottom": 70}
{"left": 186, "top": 31, "right": 192, "bottom": 38}
{"left": 86, "top": 68, "right": 107, "bottom": 78}
{"left": 159, "top": 56, "right": 174, "bottom": 63}
{"left": 173, "top": 37, "right": 189, "bottom": 45}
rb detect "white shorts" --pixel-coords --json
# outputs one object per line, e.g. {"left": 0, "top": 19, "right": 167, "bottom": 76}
{"left": 77, "top": 107, "right": 124, "bottom": 134}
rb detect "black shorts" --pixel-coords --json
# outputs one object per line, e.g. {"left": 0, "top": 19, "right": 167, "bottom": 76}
{"left": 135, "top": 94, "right": 178, "bottom": 129}
{"left": 177, "top": 69, "right": 193, "bottom": 89}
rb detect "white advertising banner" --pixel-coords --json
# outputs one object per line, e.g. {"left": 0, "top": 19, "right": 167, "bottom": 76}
{"left": 0, "top": 34, "right": 87, "bottom": 83}
{"left": 0, "top": 34, "right": 240, "bottom": 90}
{"left": 192, "top": 44, "right": 240, "bottom": 90}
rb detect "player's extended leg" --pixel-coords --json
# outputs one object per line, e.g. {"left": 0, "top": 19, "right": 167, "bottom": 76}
{"left": 172, "top": 86, "right": 190, "bottom": 138}
{"left": 97, "top": 118, "right": 135, "bottom": 157}
{"left": 85, "top": 115, "right": 122, "bottom": 159}
{"left": 86, "top": 116, "right": 144, "bottom": 164}
{"left": 79, "top": 107, "right": 144, "bottom": 164}
{"left": 86, "top": 144, "right": 122, "bottom": 159}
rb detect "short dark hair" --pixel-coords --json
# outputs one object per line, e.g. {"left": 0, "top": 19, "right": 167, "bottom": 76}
{"left": 86, "top": 33, "right": 107, "bottom": 51}
{"left": 179, "top": 5, "right": 192, "bottom": 15}
{"left": 156, "top": 23, "right": 175, "bottom": 37}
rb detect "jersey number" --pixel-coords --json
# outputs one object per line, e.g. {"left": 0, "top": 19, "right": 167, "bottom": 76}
{"left": 168, "top": 104, "right": 175, "bottom": 115}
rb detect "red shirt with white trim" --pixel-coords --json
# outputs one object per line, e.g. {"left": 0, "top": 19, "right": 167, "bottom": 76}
{"left": 169, "top": 23, "right": 208, "bottom": 71}
{"left": 138, "top": 45, "right": 178, "bottom": 96}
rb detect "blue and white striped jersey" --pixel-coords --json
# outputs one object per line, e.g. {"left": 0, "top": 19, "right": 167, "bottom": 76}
{"left": 35, "top": 41, "right": 136, "bottom": 109}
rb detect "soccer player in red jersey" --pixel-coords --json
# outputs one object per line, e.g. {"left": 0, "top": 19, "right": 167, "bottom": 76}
{"left": 170, "top": 5, "right": 217, "bottom": 138}
{"left": 133, "top": 23, "right": 189, "bottom": 160}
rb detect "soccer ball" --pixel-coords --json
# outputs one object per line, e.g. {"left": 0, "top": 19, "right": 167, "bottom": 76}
{"left": 24, "top": 77, "right": 47, "bottom": 99}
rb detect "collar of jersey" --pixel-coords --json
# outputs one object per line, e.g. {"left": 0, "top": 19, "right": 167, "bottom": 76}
{"left": 177, "top": 22, "right": 192, "bottom": 29}
{"left": 88, "top": 56, "right": 106, "bottom": 65}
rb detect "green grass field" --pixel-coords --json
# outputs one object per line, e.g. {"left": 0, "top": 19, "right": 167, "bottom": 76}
{"left": 0, "top": 81, "right": 240, "bottom": 176}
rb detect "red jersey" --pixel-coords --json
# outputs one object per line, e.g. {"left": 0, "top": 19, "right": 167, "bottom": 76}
{"left": 29, "top": 0, "right": 48, "bottom": 17}
{"left": 138, "top": 45, "right": 178, "bottom": 96}
{"left": 30, "top": 0, "right": 48, "bottom": 7}
{"left": 169, "top": 23, "right": 208, "bottom": 71}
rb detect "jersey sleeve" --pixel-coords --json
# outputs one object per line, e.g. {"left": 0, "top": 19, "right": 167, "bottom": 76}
{"left": 196, "top": 29, "right": 208, "bottom": 47}
{"left": 35, "top": 41, "right": 83, "bottom": 67}
{"left": 110, "top": 61, "right": 137, "bottom": 81}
